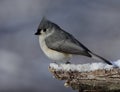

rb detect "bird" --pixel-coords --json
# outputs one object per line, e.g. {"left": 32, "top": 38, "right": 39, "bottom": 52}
{"left": 35, "top": 17, "right": 113, "bottom": 65}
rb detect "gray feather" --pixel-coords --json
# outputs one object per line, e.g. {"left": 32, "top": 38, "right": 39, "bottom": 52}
{"left": 45, "top": 28, "right": 91, "bottom": 57}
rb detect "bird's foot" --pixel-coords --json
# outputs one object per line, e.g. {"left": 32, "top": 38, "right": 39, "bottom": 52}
{"left": 65, "top": 61, "right": 71, "bottom": 64}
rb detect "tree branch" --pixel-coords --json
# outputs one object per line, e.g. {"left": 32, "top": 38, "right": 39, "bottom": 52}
{"left": 49, "top": 63, "right": 120, "bottom": 92}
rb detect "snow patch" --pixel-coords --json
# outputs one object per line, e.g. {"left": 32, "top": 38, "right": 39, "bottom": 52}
{"left": 50, "top": 60, "right": 120, "bottom": 72}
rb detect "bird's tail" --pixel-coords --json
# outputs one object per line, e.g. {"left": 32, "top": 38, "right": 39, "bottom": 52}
{"left": 88, "top": 52, "right": 113, "bottom": 65}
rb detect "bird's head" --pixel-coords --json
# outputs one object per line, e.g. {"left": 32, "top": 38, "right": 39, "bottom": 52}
{"left": 35, "top": 17, "right": 60, "bottom": 37}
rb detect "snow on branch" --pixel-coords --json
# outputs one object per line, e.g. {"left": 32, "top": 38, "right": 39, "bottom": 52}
{"left": 49, "top": 60, "right": 120, "bottom": 92}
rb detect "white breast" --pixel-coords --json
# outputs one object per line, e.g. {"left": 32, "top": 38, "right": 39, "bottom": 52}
{"left": 39, "top": 36, "right": 72, "bottom": 62}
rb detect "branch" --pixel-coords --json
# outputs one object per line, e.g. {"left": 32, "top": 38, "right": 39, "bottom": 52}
{"left": 49, "top": 63, "right": 120, "bottom": 92}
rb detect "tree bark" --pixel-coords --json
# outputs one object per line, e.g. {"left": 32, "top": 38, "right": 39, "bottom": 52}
{"left": 49, "top": 65, "right": 120, "bottom": 92}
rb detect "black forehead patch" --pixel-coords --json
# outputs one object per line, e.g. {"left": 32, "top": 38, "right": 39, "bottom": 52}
{"left": 37, "top": 29, "right": 41, "bottom": 32}
{"left": 34, "top": 28, "right": 41, "bottom": 35}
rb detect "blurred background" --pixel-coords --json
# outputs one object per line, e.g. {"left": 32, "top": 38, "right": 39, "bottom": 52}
{"left": 0, "top": 0, "right": 120, "bottom": 92}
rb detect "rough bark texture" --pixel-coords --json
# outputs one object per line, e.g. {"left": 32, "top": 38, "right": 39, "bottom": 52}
{"left": 49, "top": 66, "right": 120, "bottom": 92}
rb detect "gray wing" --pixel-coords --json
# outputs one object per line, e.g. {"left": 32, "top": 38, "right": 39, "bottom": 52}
{"left": 45, "top": 29, "right": 91, "bottom": 57}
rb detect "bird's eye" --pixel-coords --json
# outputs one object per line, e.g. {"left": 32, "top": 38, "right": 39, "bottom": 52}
{"left": 43, "top": 29, "right": 46, "bottom": 32}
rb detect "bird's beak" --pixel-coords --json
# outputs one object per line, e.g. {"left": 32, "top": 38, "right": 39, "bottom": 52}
{"left": 34, "top": 32, "right": 40, "bottom": 35}
{"left": 34, "top": 29, "right": 41, "bottom": 35}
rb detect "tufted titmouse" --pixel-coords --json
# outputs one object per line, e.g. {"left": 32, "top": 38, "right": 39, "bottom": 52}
{"left": 35, "top": 17, "right": 112, "bottom": 65}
